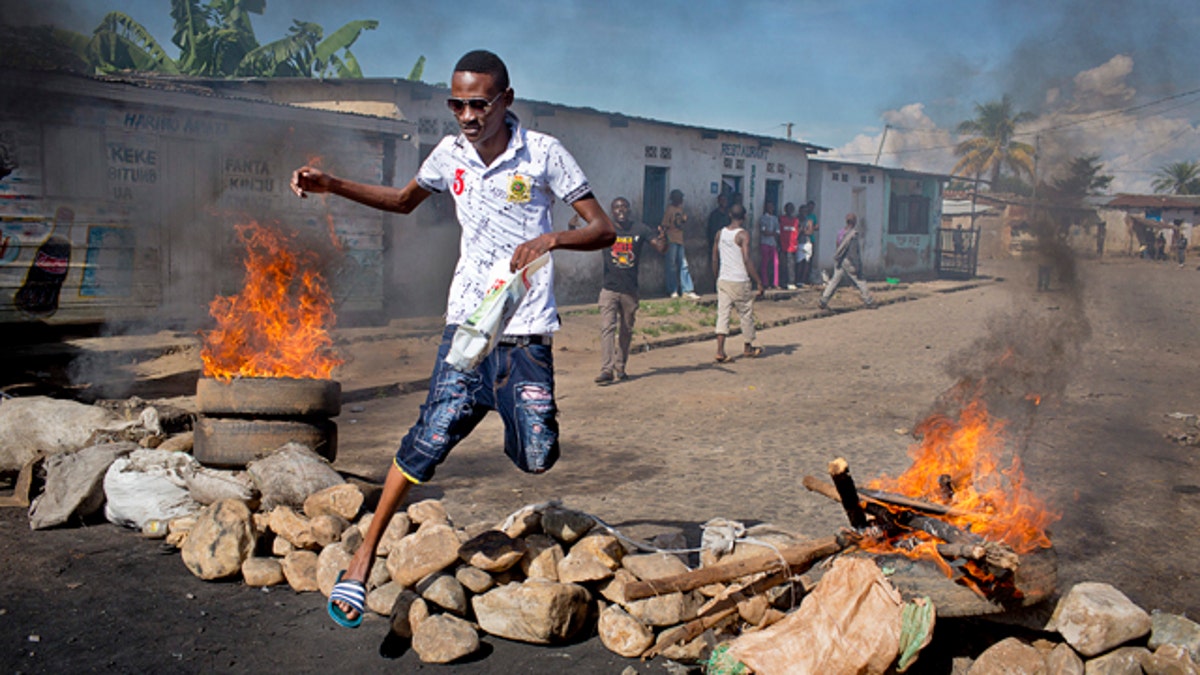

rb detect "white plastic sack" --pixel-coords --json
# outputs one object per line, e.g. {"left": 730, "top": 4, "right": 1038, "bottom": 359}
{"left": 103, "top": 448, "right": 203, "bottom": 529}
{"left": 445, "top": 253, "right": 551, "bottom": 371}
{"left": 28, "top": 441, "right": 137, "bottom": 530}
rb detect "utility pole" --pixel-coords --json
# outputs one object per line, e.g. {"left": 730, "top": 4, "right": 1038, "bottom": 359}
{"left": 785, "top": 122, "right": 793, "bottom": 140}
{"left": 874, "top": 124, "right": 890, "bottom": 165}
{"left": 1030, "top": 133, "right": 1041, "bottom": 225}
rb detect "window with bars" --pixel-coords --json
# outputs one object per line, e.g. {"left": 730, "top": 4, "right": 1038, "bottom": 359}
{"left": 645, "top": 145, "right": 658, "bottom": 159}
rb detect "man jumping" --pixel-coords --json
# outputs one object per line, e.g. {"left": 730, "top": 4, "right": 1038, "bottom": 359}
{"left": 290, "top": 49, "right": 615, "bottom": 628}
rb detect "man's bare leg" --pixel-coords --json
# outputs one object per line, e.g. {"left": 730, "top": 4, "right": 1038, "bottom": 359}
{"left": 715, "top": 334, "right": 727, "bottom": 361}
{"left": 332, "top": 462, "right": 414, "bottom": 620}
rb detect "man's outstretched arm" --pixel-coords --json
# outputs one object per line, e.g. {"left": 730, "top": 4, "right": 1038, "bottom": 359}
{"left": 510, "top": 195, "right": 616, "bottom": 270}
{"left": 291, "top": 166, "right": 431, "bottom": 215}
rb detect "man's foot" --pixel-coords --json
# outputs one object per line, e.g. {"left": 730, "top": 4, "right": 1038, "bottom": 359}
{"left": 714, "top": 353, "right": 730, "bottom": 363}
{"left": 670, "top": 292, "right": 680, "bottom": 298}
{"left": 328, "top": 571, "right": 367, "bottom": 628}
{"left": 743, "top": 345, "right": 764, "bottom": 358}
{"left": 683, "top": 291, "right": 701, "bottom": 300}
{"left": 786, "top": 284, "right": 797, "bottom": 290}
{"left": 865, "top": 300, "right": 878, "bottom": 309}
{"left": 613, "top": 370, "right": 627, "bottom": 382}
{"left": 818, "top": 298, "right": 829, "bottom": 310}
{"left": 594, "top": 372, "right": 614, "bottom": 384}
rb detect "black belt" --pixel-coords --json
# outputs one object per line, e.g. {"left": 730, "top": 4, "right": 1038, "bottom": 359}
{"left": 497, "top": 334, "right": 552, "bottom": 347}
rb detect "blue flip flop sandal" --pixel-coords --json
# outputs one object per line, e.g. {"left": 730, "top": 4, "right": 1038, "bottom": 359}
{"left": 328, "top": 571, "right": 366, "bottom": 628}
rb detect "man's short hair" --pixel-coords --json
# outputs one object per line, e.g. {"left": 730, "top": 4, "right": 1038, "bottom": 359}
{"left": 730, "top": 204, "right": 746, "bottom": 220}
{"left": 454, "top": 50, "right": 510, "bottom": 92}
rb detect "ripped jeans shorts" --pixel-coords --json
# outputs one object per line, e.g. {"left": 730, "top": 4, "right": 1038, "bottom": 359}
{"left": 394, "top": 324, "right": 559, "bottom": 483}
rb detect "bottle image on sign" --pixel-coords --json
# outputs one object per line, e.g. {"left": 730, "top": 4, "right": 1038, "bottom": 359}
{"left": 14, "top": 207, "right": 73, "bottom": 318}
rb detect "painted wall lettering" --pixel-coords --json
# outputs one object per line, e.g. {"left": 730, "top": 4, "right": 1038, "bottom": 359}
{"left": 721, "top": 143, "right": 770, "bottom": 160}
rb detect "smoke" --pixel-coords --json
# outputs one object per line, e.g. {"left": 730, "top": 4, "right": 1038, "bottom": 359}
{"left": 832, "top": 51, "right": 1200, "bottom": 193}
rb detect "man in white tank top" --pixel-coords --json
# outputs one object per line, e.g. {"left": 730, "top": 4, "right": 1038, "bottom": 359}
{"left": 711, "top": 204, "right": 765, "bottom": 362}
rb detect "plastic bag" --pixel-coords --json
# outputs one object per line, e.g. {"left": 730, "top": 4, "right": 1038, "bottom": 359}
{"left": 103, "top": 448, "right": 204, "bottom": 529}
{"left": 726, "top": 556, "right": 905, "bottom": 675}
{"left": 445, "top": 253, "right": 551, "bottom": 371}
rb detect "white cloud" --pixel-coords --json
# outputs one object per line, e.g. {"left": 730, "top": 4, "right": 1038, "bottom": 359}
{"left": 830, "top": 54, "right": 1200, "bottom": 193}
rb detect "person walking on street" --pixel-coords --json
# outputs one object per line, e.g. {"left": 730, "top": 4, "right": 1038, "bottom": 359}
{"left": 1174, "top": 224, "right": 1188, "bottom": 268}
{"left": 290, "top": 49, "right": 616, "bottom": 630}
{"left": 662, "top": 189, "right": 700, "bottom": 299}
{"left": 797, "top": 200, "right": 818, "bottom": 286}
{"left": 712, "top": 204, "right": 765, "bottom": 362}
{"left": 818, "top": 213, "right": 875, "bottom": 310}
{"left": 758, "top": 200, "right": 780, "bottom": 289}
{"left": 595, "top": 197, "right": 665, "bottom": 384}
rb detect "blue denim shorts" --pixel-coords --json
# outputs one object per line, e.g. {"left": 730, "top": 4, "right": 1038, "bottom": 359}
{"left": 394, "top": 325, "right": 560, "bottom": 483}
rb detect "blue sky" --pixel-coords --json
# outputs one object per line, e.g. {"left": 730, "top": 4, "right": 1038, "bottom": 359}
{"left": 15, "top": 0, "right": 1200, "bottom": 191}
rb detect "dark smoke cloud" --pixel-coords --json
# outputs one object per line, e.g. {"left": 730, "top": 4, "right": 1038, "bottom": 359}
{"left": 997, "top": 0, "right": 1200, "bottom": 114}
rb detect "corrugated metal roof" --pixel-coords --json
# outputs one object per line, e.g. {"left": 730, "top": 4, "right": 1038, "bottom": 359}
{"left": 1106, "top": 193, "right": 1200, "bottom": 209}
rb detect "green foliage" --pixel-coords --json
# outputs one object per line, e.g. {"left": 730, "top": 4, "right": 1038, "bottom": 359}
{"left": 1151, "top": 161, "right": 1200, "bottom": 195}
{"left": 1051, "top": 155, "right": 1113, "bottom": 201}
{"left": 407, "top": 55, "right": 426, "bottom": 81}
{"left": 28, "top": 0, "right": 398, "bottom": 80}
{"left": 952, "top": 94, "right": 1036, "bottom": 189}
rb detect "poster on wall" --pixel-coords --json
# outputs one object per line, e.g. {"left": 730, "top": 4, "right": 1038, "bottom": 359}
{"left": 80, "top": 224, "right": 134, "bottom": 297}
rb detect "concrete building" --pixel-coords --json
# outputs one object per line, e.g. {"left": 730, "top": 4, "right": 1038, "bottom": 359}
{"left": 0, "top": 69, "right": 414, "bottom": 326}
{"left": 197, "top": 77, "right": 828, "bottom": 301}
{"left": 807, "top": 158, "right": 951, "bottom": 280}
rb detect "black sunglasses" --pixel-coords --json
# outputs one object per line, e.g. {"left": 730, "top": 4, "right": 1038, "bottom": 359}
{"left": 446, "top": 90, "right": 506, "bottom": 115}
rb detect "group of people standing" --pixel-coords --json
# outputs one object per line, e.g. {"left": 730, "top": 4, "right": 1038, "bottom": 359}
{"left": 758, "top": 200, "right": 817, "bottom": 289}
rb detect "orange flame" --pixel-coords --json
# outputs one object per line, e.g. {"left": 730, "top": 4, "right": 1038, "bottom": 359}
{"left": 201, "top": 222, "right": 342, "bottom": 381}
{"left": 867, "top": 398, "right": 1059, "bottom": 556}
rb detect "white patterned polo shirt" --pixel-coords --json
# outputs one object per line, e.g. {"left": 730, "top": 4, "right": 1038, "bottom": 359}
{"left": 415, "top": 112, "right": 592, "bottom": 335}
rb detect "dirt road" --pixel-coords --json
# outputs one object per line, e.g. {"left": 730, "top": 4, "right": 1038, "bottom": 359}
{"left": 2, "top": 256, "right": 1198, "bottom": 673}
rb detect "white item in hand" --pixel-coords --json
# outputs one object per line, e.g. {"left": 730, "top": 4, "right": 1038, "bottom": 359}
{"left": 444, "top": 253, "right": 551, "bottom": 371}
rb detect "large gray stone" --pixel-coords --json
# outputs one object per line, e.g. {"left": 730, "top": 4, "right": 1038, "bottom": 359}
{"left": 472, "top": 579, "right": 591, "bottom": 644}
{"left": 1047, "top": 583, "right": 1152, "bottom": 657}
{"left": 180, "top": 499, "right": 257, "bottom": 580}
{"left": 540, "top": 506, "right": 594, "bottom": 544}
{"left": 1150, "top": 611, "right": 1200, "bottom": 663}
{"left": 625, "top": 591, "right": 690, "bottom": 627}
{"left": 968, "top": 637, "right": 1047, "bottom": 675}
{"left": 387, "top": 523, "right": 461, "bottom": 587}
{"left": 598, "top": 604, "right": 653, "bottom": 658}
{"left": 415, "top": 572, "right": 468, "bottom": 614}
{"left": 411, "top": 614, "right": 479, "bottom": 664}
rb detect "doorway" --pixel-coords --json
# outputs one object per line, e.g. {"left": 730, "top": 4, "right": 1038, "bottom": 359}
{"left": 765, "top": 179, "right": 782, "bottom": 212}
{"left": 643, "top": 167, "right": 668, "bottom": 227}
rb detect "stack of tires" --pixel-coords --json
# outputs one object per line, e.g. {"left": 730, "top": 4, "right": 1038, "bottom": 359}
{"left": 193, "top": 378, "right": 339, "bottom": 468}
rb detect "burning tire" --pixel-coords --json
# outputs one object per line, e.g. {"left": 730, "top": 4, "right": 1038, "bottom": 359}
{"left": 193, "top": 417, "right": 337, "bottom": 468}
{"left": 196, "top": 377, "right": 341, "bottom": 417}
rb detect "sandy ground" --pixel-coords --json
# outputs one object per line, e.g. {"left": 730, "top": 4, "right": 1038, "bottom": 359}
{"left": 2, "top": 255, "right": 1199, "bottom": 673}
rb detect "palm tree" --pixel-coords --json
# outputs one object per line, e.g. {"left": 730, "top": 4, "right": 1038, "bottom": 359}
{"left": 1151, "top": 161, "right": 1200, "bottom": 195}
{"left": 952, "top": 95, "right": 1037, "bottom": 190}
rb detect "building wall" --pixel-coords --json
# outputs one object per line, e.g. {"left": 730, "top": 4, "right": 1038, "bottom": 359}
{"left": 0, "top": 71, "right": 413, "bottom": 326}
{"left": 246, "top": 78, "right": 815, "bottom": 301}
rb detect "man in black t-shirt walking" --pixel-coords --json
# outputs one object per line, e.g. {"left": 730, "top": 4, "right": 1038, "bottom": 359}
{"left": 596, "top": 196, "right": 666, "bottom": 384}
